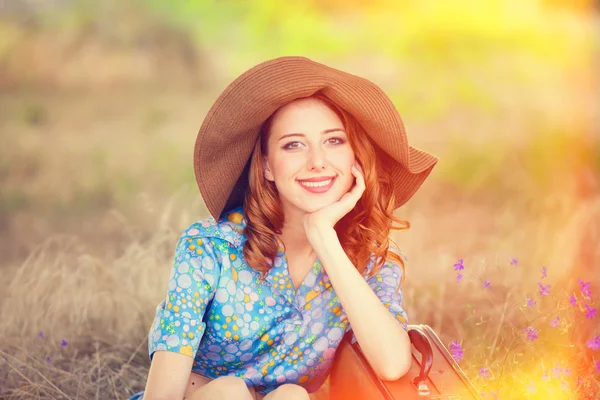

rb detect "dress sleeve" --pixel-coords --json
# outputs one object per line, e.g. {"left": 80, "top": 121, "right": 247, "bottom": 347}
{"left": 147, "top": 231, "right": 222, "bottom": 360}
{"left": 345, "top": 253, "right": 409, "bottom": 345}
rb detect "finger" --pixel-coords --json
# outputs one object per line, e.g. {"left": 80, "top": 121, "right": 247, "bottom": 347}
{"left": 349, "top": 174, "right": 365, "bottom": 200}
{"left": 353, "top": 164, "right": 364, "bottom": 177}
{"left": 352, "top": 166, "right": 365, "bottom": 188}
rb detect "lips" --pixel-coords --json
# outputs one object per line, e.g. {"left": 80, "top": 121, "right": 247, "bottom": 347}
{"left": 297, "top": 176, "right": 336, "bottom": 183}
{"left": 297, "top": 176, "right": 336, "bottom": 194}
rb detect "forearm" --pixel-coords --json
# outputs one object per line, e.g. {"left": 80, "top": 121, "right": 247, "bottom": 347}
{"left": 308, "top": 227, "right": 412, "bottom": 380}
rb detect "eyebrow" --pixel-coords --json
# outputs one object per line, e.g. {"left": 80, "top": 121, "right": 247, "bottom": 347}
{"left": 277, "top": 128, "right": 346, "bottom": 142}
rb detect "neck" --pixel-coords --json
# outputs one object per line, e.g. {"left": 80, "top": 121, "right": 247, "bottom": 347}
{"left": 278, "top": 222, "right": 314, "bottom": 258}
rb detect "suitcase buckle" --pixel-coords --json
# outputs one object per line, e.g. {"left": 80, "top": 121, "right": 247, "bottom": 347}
{"left": 412, "top": 378, "right": 431, "bottom": 396}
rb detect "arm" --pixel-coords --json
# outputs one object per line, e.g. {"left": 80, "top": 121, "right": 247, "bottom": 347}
{"left": 309, "top": 227, "right": 412, "bottom": 381}
{"left": 142, "top": 232, "right": 221, "bottom": 399}
{"left": 143, "top": 352, "right": 194, "bottom": 400}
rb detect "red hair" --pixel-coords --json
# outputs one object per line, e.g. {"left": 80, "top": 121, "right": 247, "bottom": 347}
{"left": 242, "top": 93, "right": 409, "bottom": 290}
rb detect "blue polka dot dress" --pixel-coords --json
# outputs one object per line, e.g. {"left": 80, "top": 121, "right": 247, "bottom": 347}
{"left": 129, "top": 205, "right": 408, "bottom": 398}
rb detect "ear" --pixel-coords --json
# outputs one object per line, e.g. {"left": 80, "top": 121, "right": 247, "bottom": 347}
{"left": 263, "top": 161, "right": 275, "bottom": 182}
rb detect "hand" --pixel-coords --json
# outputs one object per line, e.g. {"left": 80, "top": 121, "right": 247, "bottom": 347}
{"left": 303, "top": 161, "right": 365, "bottom": 235}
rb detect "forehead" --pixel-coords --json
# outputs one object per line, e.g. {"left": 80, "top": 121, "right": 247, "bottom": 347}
{"left": 269, "top": 98, "right": 344, "bottom": 135}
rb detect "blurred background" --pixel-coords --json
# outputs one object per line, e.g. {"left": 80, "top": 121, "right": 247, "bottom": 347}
{"left": 0, "top": 0, "right": 598, "bottom": 399}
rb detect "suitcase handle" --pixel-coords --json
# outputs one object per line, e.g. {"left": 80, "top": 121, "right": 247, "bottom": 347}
{"left": 408, "top": 328, "right": 434, "bottom": 393}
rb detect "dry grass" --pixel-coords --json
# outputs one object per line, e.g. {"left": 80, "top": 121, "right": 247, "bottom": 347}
{"left": 0, "top": 196, "right": 191, "bottom": 399}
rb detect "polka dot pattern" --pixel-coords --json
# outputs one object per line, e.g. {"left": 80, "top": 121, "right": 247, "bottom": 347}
{"left": 146, "top": 205, "right": 409, "bottom": 396}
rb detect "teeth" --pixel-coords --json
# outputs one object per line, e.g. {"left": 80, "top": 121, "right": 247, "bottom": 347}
{"left": 299, "top": 179, "right": 333, "bottom": 188}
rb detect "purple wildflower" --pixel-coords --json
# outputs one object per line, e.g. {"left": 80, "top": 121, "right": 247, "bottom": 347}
{"left": 46, "top": 357, "right": 51, "bottom": 363}
{"left": 61, "top": 339, "right": 68, "bottom": 347}
{"left": 540, "top": 266, "right": 547, "bottom": 279}
{"left": 481, "top": 390, "right": 499, "bottom": 399}
{"left": 483, "top": 280, "right": 491, "bottom": 288}
{"left": 510, "top": 257, "right": 518, "bottom": 266}
{"left": 526, "top": 297, "right": 536, "bottom": 307}
{"left": 541, "top": 371, "right": 549, "bottom": 381}
{"left": 523, "top": 326, "right": 539, "bottom": 341}
{"left": 453, "top": 259, "right": 464, "bottom": 271}
{"left": 551, "top": 364, "right": 563, "bottom": 378}
{"left": 538, "top": 282, "right": 551, "bottom": 296}
{"left": 449, "top": 340, "right": 464, "bottom": 362}
{"left": 570, "top": 293, "right": 577, "bottom": 306}
{"left": 456, "top": 273, "right": 463, "bottom": 282}
{"left": 586, "top": 333, "right": 600, "bottom": 350}
{"left": 550, "top": 316, "right": 560, "bottom": 328}
{"left": 39, "top": 332, "right": 45, "bottom": 339}
{"left": 563, "top": 366, "right": 571, "bottom": 375}
{"left": 585, "top": 304, "right": 596, "bottom": 319}
{"left": 479, "top": 367, "right": 491, "bottom": 380}
{"left": 578, "top": 279, "right": 592, "bottom": 299}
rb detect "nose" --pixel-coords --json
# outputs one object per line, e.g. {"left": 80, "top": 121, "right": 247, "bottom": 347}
{"left": 306, "top": 147, "right": 327, "bottom": 171}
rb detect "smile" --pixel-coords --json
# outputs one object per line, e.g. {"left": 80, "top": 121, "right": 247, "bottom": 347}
{"left": 297, "top": 177, "right": 336, "bottom": 193}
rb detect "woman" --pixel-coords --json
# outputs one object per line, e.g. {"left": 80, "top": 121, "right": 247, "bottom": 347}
{"left": 131, "top": 56, "right": 438, "bottom": 399}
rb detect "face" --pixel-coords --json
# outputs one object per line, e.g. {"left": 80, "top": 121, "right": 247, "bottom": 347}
{"left": 263, "top": 97, "right": 356, "bottom": 219}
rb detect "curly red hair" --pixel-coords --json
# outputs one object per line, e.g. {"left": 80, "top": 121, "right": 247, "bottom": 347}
{"left": 242, "top": 93, "right": 409, "bottom": 290}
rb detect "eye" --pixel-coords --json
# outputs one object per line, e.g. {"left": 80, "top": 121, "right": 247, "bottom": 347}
{"left": 327, "top": 137, "right": 346, "bottom": 145}
{"left": 281, "top": 137, "right": 346, "bottom": 150}
{"left": 282, "top": 141, "right": 301, "bottom": 150}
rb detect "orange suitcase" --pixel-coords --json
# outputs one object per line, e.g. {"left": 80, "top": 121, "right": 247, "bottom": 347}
{"left": 329, "top": 324, "right": 481, "bottom": 400}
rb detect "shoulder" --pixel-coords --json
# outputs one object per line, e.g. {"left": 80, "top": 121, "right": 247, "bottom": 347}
{"left": 364, "top": 242, "right": 407, "bottom": 275}
{"left": 387, "top": 242, "right": 407, "bottom": 264}
{"left": 178, "top": 205, "right": 248, "bottom": 249}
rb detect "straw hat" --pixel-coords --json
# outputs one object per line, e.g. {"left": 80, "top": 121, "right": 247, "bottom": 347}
{"left": 194, "top": 56, "right": 438, "bottom": 221}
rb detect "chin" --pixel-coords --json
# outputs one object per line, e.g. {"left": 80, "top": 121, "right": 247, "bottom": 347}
{"left": 286, "top": 186, "right": 345, "bottom": 214}
{"left": 303, "top": 198, "right": 336, "bottom": 213}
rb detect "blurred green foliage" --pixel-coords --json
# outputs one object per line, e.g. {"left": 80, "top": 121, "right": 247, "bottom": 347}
{"left": 438, "top": 138, "right": 510, "bottom": 194}
{"left": 0, "top": 189, "right": 29, "bottom": 213}
{"left": 20, "top": 0, "right": 587, "bottom": 75}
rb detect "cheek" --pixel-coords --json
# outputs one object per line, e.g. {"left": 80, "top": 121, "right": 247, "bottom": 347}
{"left": 342, "top": 153, "right": 356, "bottom": 173}
{"left": 271, "top": 158, "right": 296, "bottom": 180}
{"left": 338, "top": 149, "right": 355, "bottom": 168}
{"left": 343, "top": 156, "right": 357, "bottom": 188}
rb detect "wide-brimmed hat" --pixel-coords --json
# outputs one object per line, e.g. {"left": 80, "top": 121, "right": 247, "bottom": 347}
{"left": 194, "top": 56, "right": 438, "bottom": 221}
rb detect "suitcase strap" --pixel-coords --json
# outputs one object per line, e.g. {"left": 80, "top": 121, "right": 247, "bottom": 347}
{"left": 408, "top": 328, "right": 435, "bottom": 395}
